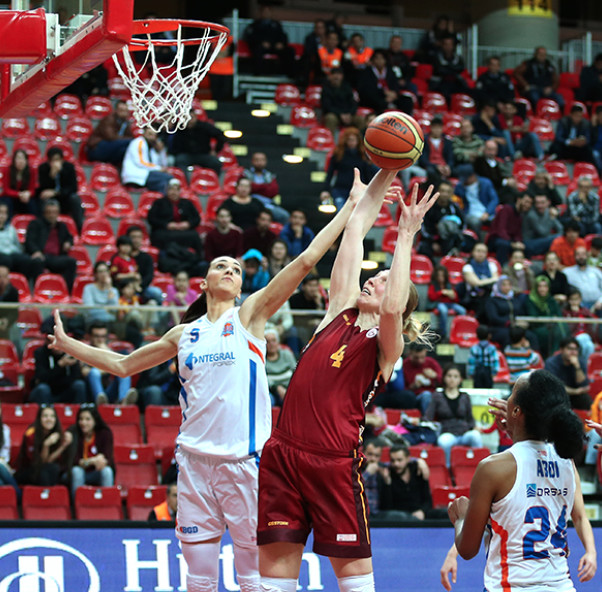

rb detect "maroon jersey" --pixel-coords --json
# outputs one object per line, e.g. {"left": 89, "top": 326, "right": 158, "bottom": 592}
{"left": 278, "top": 308, "right": 383, "bottom": 453}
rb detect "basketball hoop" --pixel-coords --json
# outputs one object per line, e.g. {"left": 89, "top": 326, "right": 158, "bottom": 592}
{"left": 113, "top": 19, "right": 229, "bottom": 133}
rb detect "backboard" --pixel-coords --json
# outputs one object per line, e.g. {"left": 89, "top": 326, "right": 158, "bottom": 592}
{"left": 0, "top": 0, "right": 134, "bottom": 117}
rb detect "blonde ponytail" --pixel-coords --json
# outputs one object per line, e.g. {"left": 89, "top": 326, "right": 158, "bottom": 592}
{"left": 403, "top": 314, "right": 434, "bottom": 346}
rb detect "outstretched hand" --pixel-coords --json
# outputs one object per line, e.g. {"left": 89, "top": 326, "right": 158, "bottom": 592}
{"left": 585, "top": 419, "right": 602, "bottom": 438}
{"left": 347, "top": 168, "right": 367, "bottom": 206}
{"left": 397, "top": 183, "right": 439, "bottom": 236}
{"left": 488, "top": 396, "right": 508, "bottom": 432}
{"left": 47, "top": 309, "right": 67, "bottom": 352}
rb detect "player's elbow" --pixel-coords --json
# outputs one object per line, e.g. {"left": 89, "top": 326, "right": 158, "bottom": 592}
{"left": 456, "top": 541, "right": 478, "bottom": 561}
{"left": 296, "top": 252, "right": 319, "bottom": 274}
{"left": 379, "top": 301, "right": 403, "bottom": 321}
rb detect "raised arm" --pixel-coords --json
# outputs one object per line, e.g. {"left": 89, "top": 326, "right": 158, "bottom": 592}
{"left": 377, "top": 184, "right": 439, "bottom": 379}
{"left": 571, "top": 464, "right": 597, "bottom": 582}
{"left": 48, "top": 310, "right": 181, "bottom": 378}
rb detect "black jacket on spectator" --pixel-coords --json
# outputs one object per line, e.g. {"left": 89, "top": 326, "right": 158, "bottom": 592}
{"left": 171, "top": 121, "right": 225, "bottom": 157}
{"left": 133, "top": 251, "right": 155, "bottom": 290}
{"left": 379, "top": 459, "right": 432, "bottom": 515}
{"left": 523, "top": 57, "right": 556, "bottom": 89}
{"left": 147, "top": 197, "right": 201, "bottom": 232}
{"left": 579, "top": 64, "right": 602, "bottom": 102}
{"left": 357, "top": 67, "right": 400, "bottom": 113}
{"left": 525, "top": 179, "right": 563, "bottom": 207}
{"left": 36, "top": 161, "right": 78, "bottom": 201}
{"left": 321, "top": 80, "right": 358, "bottom": 116}
{"left": 475, "top": 71, "right": 515, "bottom": 104}
{"left": 31, "top": 345, "right": 83, "bottom": 392}
{"left": 24, "top": 217, "right": 73, "bottom": 255}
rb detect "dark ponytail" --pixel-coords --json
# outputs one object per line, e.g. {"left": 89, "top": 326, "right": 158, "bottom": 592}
{"left": 514, "top": 370, "right": 584, "bottom": 459}
{"left": 181, "top": 292, "right": 207, "bottom": 324}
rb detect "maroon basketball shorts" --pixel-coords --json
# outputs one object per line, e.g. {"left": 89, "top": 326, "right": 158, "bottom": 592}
{"left": 257, "top": 430, "right": 371, "bottom": 558}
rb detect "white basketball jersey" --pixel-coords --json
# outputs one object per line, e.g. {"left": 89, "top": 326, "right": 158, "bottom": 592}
{"left": 176, "top": 307, "right": 271, "bottom": 460}
{"left": 484, "top": 440, "right": 576, "bottom": 592}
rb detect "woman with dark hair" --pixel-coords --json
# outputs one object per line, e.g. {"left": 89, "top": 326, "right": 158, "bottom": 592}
{"left": 0, "top": 149, "right": 36, "bottom": 216}
{"left": 428, "top": 265, "right": 466, "bottom": 340}
{"left": 445, "top": 370, "right": 596, "bottom": 590}
{"left": 67, "top": 404, "right": 114, "bottom": 495}
{"left": 14, "top": 405, "right": 72, "bottom": 486}
{"left": 525, "top": 275, "right": 565, "bottom": 358}
{"left": 267, "top": 239, "right": 291, "bottom": 278}
{"left": 48, "top": 168, "right": 400, "bottom": 592}
{"left": 82, "top": 260, "right": 119, "bottom": 325}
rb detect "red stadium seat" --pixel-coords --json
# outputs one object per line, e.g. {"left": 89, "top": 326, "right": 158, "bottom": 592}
{"left": 449, "top": 315, "right": 479, "bottom": 348}
{"left": 375, "top": 203, "right": 395, "bottom": 227}
{"left": 11, "top": 214, "right": 35, "bottom": 243}
{"left": 22, "top": 485, "right": 71, "bottom": 520}
{"left": 409, "top": 445, "right": 451, "bottom": 489}
{"left": 0, "top": 340, "right": 19, "bottom": 366}
{"left": 422, "top": 92, "right": 447, "bottom": 113}
{"left": 410, "top": 254, "right": 434, "bottom": 285}
{"left": 204, "top": 191, "right": 229, "bottom": 221}
{"left": 591, "top": 377, "right": 602, "bottom": 400}
{"left": 415, "top": 63, "right": 433, "bottom": 80}
{"left": 190, "top": 167, "right": 220, "bottom": 194}
{"left": 71, "top": 275, "right": 94, "bottom": 304}
{"left": 559, "top": 72, "right": 579, "bottom": 89}
{"left": 114, "top": 445, "right": 158, "bottom": 495}
{"left": 290, "top": 105, "right": 318, "bottom": 128}
{"left": 529, "top": 117, "right": 554, "bottom": 141}
{"left": 275, "top": 83, "right": 301, "bottom": 106}
{"left": 384, "top": 409, "right": 402, "bottom": 425}
{"left": 536, "top": 98, "right": 561, "bottom": 120}
{"left": 512, "top": 158, "right": 537, "bottom": 178}
{"left": 9, "top": 272, "right": 31, "bottom": 302}
{"left": 307, "top": 127, "right": 335, "bottom": 152}
{"left": 79, "top": 189, "right": 100, "bottom": 218}
{"left": 65, "top": 116, "right": 94, "bottom": 143}
{"left": 440, "top": 256, "right": 466, "bottom": 285}
{"left": 12, "top": 136, "right": 40, "bottom": 161}
{"left": 33, "top": 273, "right": 70, "bottom": 304}
{"left": 98, "top": 405, "right": 142, "bottom": 445}
{"left": 54, "top": 403, "right": 80, "bottom": 429}
{"left": 587, "top": 352, "right": 602, "bottom": 380}
{"left": 75, "top": 486, "right": 123, "bottom": 520}
{"left": 90, "top": 163, "right": 121, "bottom": 191}
{"left": 138, "top": 191, "right": 162, "bottom": 216}
{"left": 85, "top": 96, "right": 114, "bottom": 120}
{"left": 104, "top": 189, "right": 135, "bottom": 218}
{"left": 0, "top": 486, "right": 18, "bottom": 519}
{"left": 431, "top": 486, "right": 470, "bottom": 509}
{"left": 151, "top": 276, "right": 172, "bottom": 300}
{"left": 573, "top": 162, "right": 600, "bottom": 186}
{"left": 32, "top": 101, "right": 53, "bottom": 117}
{"left": 145, "top": 406, "right": 181, "bottom": 458}
{"left": 494, "top": 351, "right": 511, "bottom": 384}
{"left": 127, "top": 486, "right": 166, "bottom": 520}
{"left": 96, "top": 244, "right": 118, "bottom": 264}
{"left": 54, "top": 94, "right": 83, "bottom": 119}
{"left": 16, "top": 307, "right": 42, "bottom": 338}
{"left": 450, "top": 93, "right": 476, "bottom": 115}
{"left": 58, "top": 215, "right": 79, "bottom": 240}
{"left": 304, "top": 84, "right": 322, "bottom": 108}
{"left": 1, "top": 118, "right": 30, "bottom": 138}
{"left": 2, "top": 403, "right": 38, "bottom": 449}
{"left": 450, "top": 446, "right": 490, "bottom": 487}
{"left": 81, "top": 217, "right": 115, "bottom": 245}
{"left": 544, "top": 161, "right": 570, "bottom": 185}
{"left": 116, "top": 217, "right": 148, "bottom": 241}
{"left": 108, "top": 77, "right": 131, "bottom": 101}
{"left": 33, "top": 115, "right": 61, "bottom": 141}
{"left": 69, "top": 245, "right": 93, "bottom": 276}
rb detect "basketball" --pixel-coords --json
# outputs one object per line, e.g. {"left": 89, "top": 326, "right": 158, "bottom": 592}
{"left": 364, "top": 112, "right": 424, "bottom": 170}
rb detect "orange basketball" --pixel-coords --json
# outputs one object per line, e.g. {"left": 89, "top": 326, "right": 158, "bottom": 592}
{"left": 364, "top": 111, "right": 424, "bottom": 170}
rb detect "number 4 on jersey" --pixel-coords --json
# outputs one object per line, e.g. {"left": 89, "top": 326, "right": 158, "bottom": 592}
{"left": 330, "top": 345, "right": 347, "bottom": 368}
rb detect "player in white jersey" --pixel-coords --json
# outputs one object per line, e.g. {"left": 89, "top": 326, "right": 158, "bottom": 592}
{"left": 47, "top": 168, "right": 400, "bottom": 592}
{"left": 445, "top": 370, "right": 596, "bottom": 592}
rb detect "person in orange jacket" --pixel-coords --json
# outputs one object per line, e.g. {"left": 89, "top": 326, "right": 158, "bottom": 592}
{"left": 148, "top": 482, "right": 177, "bottom": 521}
{"left": 585, "top": 390, "right": 602, "bottom": 467}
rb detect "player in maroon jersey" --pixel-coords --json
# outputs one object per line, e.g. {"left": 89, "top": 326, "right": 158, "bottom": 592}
{"left": 257, "top": 178, "right": 439, "bottom": 592}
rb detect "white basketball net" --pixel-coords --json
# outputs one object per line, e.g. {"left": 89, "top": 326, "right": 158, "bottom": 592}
{"left": 113, "top": 24, "right": 229, "bottom": 134}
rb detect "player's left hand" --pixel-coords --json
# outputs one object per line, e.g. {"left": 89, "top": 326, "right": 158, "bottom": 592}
{"left": 447, "top": 496, "right": 469, "bottom": 525}
{"left": 397, "top": 183, "right": 439, "bottom": 236}
{"left": 347, "top": 168, "right": 367, "bottom": 206}
{"left": 440, "top": 548, "right": 458, "bottom": 591}
{"left": 577, "top": 551, "right": 597, "bottom": 582}
{"left": 488, "top": 397, "right": 508, "bottom": 431}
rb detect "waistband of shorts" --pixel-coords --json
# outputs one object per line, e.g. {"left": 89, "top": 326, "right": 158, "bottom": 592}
{"left": 177, "top": 446, "right": 260, "bottom": 464}
{"left": 272, "top": 428, "right": 360, "bottom": 459}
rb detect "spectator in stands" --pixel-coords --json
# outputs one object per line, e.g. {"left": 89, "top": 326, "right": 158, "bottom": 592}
{"left": 475, "top": 56, "right": 515, "bottom": 107}
{"left": 288, "top": 273, "right": 325, "bottom": 346}
{"left": 454, "top": 170, "right": 499, "bottom": 235}
{"left": 497, "top": 101, "right": 544, "bottom": 160}
{"left": 241, "top": 248, "right": 270, "bottom": 299}
{"left": 221, "top": 177, "right": 265, "bottom": 231}
{"left": 0, "top": 406, "right": 17, "bottom": 492}
{"left": 541, "top": 251, "right": 571, "bottom": 305}
{"left": 548, "top": 104, "right": 595, "bottom": 165}
{"left": 165, "top": 270, "right": 199, "bottom": 309}
{"left": 514, "top": 46, "right": 564, "bottom": 109}
{"left": 147, "top": 178, "right": 204, "bottom": 260}
{"left": 578, "top": 53, "right": 602, "bottom": 102}
{"left": 565, "top": 177, "right": 601, "bottom": 236}
{"left": 243, "top": 209, "right": 276, "bottom": 256}
{"left": 429, "top": 35, "right": 467, "bottom": 101}
{"left": 403, "top": 342, "right": 442, "bottom": 415}
{"left": 544, "top": 336, "right": 591, "bottom": 410}
{"left": 148, "top": 483, "right": 177, "bottom": 521}
{"left": 82, "top": 261, "right": 118, "bottom": 326}
{"left": 25, "top": 199, "right": 77, "bottom": 291}
{"left": 344, "top": 33, "right": 373, "bottom": 84}
{"left": 417, "top": 14, "right": 455, "bottom": 63}
{"left": 425, "top": 364, "right": 482, "bottom": 466}
{"left": 63, "top": 64, "right": 108, "bottom": 100}
{"left": 29, "top": 339, "right": 87, "bottom": 405}
{"left": 121, "top": 128, "right": 173, "bottom": 194}
{"left": 86, "top": 100, "right": 133, "bottom": 165}
{"left": 588, "top": 236, "right": 602, "bottom": 269}
{"left": 525, "top": 170, "right": 563, "bottom": 206}
{"left": 115, "top": 280, "right": 149, "bottom": 345}
{"left": 316, "top": 31, "right": 343, "bottom": 78}
{"left": 0, "top": 202, "right": 38, "bottom": 280}
{"left": 0, "top": 265, "right": 18, "bottom": 341}
{"left": 267, "top": 238, "right": 290, "bottom": 277}
{"left": 171, "top": 110, "right": 225, "bottom": 176}
{"left": 418, "top": 115, "right": 454, "bottom": 185}
{"left": 361, "top": 442, "right": 386, "bottom": 516}
{"left": 386, "top": 35, "right": 417, "bottom": 95}
{"left": 550, "top": 220, "right": 586, "bottom": 268}
{"left": 504, "top": 325, "right": 542, "bottom": 384}
{"left": 503, "top": 249, "right": 534, "bottom": 294}
{"left": 486, "top": 193, "right": 532, "bottom": 265}
{"left": 67, "top": 404, "right": 115, "bottom": 496}
{"left": 325, "top": 12, "right": 346, "bottom": 48}
{"left": 242, "top": 152, "right": 289, "bottom": 224}
{"left": 473, "top": 140, "right": 518, "bottom": 205}
{"left": 452, "top": 119, "right": 485, "bottom": 178}
{"left": 320, "top": 67, "right": 363, "bottom": 133}
{"left": 36, "top": 147, "right": 83, "bottom": 232}
{"left": 15, "top": 405, "right": 72, "bottom": 486}
{"left": 301, "top": 19, "right": 327, "bottom": 84}
{"left": 126, "top": 225, "right": 162, "bottom": 306}
{"left": 321, "top": 128, "right": 377, "bottom": 209}
{"left": 564, "top": 246, "right": 602, "bottom": 308}
{"left": 243, "top": 5, "right": 295, "bottom": 76}
{"left": 461, "top": 242, "right": 499, "bottom": 316}
{"left": 586, "top": 392, "right": 602, "bottom": 475}
{"left": 522, "top": 193, "right": 563, "bottom": 255}
{"left": 428, "top": 265, "right": 466, "bottom": 340}
{"left": 279, "top": 209, "right": 315, "bottom": 258}
{"left": 526, "top": 276, "right": 566, "bottom": 358}
{"left": 357, "top": 50, "right": 413, "bottom": 115}
{"left": 265, "top": 328, "right": 296, "bottom": 406}
{"left": 204, "top": 206, "right": 244, "bottom": 262}
{"left": 467, "top": 325, "right": 499, "bottom": 387}
{"left": 138, "top": 360, "right": 179, "bottom": 408}
{"left": 484, "top": 276, "right": 530, "bottom": 349}
{"left": 591, "top": 105, "right": 602, "bottom": 171}
{"left": 378, "top": 443, "right": 435, "bottom": 521}
{"left": 110, "top": 235, "right": 141, "bottom": 292}
{"left": 267, "top": 301, "right": 298, "bottom": 356}
{"left": 564, "top": 288, "right": 596, "bottom": 367}
{"left": 472, "top": 100, "right": 512, "bottom": 159}
{"left": 1, "top": 149, "right": 36, "bottom": 216}
{"left": 82, "top": 322, "right": 137, "bottom": 406}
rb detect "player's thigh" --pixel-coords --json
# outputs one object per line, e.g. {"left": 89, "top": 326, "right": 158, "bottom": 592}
{"left": 329, "top": 556, "right": 374, "bottom": 578}
{"left": 259, "top": 542, "right": 305, "bottom": 579}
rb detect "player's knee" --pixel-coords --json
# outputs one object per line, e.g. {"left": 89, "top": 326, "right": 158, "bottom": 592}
{"left": 259, "top": 576, "right": 297, "bottom": 592}
{"left": 337, "top": 573, "right": 375, "bottom": 592}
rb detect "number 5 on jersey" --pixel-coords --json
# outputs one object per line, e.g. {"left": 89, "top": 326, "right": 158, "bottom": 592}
{"left": 330, "top": 345, "right": 347, "bottom": 368}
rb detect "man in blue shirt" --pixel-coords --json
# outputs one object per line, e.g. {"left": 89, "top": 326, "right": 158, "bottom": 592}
{"left": 279, "top": 209, "right": 315, "bottom": 257}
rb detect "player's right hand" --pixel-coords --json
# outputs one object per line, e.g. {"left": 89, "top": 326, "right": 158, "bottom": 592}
{"left": 48, "top": 309, "right": 66, "bottom": 351}
{"left": 440, "top": 553, "right": 458, "bottom": 591}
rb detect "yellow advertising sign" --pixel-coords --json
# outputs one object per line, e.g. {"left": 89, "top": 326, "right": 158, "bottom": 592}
{"left": 508, "top": 0, "right": 553, "bottom": 17}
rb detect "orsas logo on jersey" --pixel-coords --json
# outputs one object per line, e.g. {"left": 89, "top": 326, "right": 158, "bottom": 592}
{"left": 221, "top": 322, "right": 234, "bottom": 337}
{"left": 185, "top": 351, "right": 236, "bottom": 369}
{"left": 526, "top": 483, "right": 568, "bottom": 497}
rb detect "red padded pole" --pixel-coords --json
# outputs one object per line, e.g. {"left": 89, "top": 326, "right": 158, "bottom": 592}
{"left": 0, "top": 8, "right": 46, "bottom": 64}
